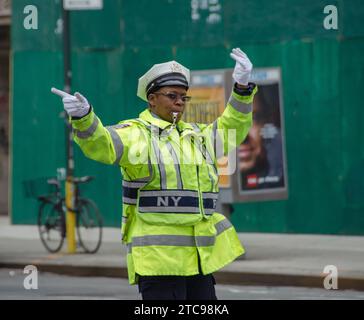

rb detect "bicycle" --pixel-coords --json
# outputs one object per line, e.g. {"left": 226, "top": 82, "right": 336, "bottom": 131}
{"left": 23, "top": 176, "right": 103, "bottom": 254}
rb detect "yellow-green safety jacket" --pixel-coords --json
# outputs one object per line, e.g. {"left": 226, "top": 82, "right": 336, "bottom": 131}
{"left": 71, "top": 86, "right": 257, "bottom": 284}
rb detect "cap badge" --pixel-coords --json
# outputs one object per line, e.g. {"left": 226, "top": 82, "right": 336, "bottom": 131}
{"left": 170, "top": 62, "right": 183, "bottom": 73}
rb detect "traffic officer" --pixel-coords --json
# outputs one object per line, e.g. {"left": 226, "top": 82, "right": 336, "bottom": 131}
{"left": 51, "top": 48, "right": 257, "bottom": 300}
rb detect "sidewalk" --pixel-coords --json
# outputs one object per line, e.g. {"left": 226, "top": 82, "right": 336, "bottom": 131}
{"left": 1, "top": 216, "right": 364, "bottom": 291}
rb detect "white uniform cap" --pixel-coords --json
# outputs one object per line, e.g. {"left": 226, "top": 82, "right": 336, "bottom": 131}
{"left": 137, "top": 60, "right": 190, "bottom": 101}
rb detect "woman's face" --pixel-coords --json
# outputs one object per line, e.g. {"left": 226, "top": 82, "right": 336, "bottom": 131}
{"left": 238, "top": 122, "right": 264, "bottom": 172}
{"left": 148, "top": 86, "right": 188, "bottom": 123}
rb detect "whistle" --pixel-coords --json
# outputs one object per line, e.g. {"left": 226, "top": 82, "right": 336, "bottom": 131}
{"left": 172, "top": 112, "right": 178, "bottom": 124}
{"left": 163, "top": 112, "right": 179, "bottom": 137}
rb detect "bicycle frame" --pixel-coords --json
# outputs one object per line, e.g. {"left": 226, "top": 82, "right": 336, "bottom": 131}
{"left": 36, "top": 175, "right": 102, "bottom": 254}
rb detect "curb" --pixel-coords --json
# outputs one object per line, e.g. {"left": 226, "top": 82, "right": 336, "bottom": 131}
{"left": 0, "top": 262, "right": 128, "bottom": 279}
{"left": 2, "top": 262, "right": 364, "bottom": 291}
{"left": 213, "top": 271, "right": 364, "bottom": 291}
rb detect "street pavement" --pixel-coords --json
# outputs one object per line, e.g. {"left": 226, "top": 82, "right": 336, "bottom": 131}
{"left": 2, "top": 268, "right": 364, "bottom": 300}
{"left": 1, "top": 216, "right": 364, "bottom": 292}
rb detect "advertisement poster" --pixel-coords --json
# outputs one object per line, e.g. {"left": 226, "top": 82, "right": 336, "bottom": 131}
{"left": 235, "top": 68, "right": 288, "bottom": 202}
{"left": 186, "top": 68, "right": 288, "bottom": 202}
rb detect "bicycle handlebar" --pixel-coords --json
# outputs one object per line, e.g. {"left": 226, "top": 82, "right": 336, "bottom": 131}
{"left": 68, "top": 176, "right": 94, "bottom": 184}
{"left": 46, "top": 176, "right": 94, "bottom": 186}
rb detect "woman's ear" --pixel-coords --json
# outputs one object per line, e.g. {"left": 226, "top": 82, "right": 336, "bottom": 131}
{"left": 148, "top": 94, "right": 156, "bottom": 109}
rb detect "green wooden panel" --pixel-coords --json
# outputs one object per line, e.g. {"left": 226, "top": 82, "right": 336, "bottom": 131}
{"left": 10, "top": 0, "right": 364, "bottom": 235}
{"left": 232, "top": 39, "right": 347, "bottom": 234}
{"left": 339, "top": 38, "right": 364, "bottom": 234}
{"left": 122, "top": 0, "right": 221, "bottom": 47}
{"left": 70, "top": 0, "right": 122, "bottom": 49}
{"left": 11, "top": 51, "right": 65, "bottom": 224}
{"left": 225, "top": 0, "right": 341, "bottom": 42}
{"left": 342, "top": 0, "right": 364, "bottom": 37}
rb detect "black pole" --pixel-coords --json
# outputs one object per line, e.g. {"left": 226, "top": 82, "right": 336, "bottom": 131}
{"left": 62, "top": 4, "right": 76, "bottom": 253}
{"left": 62, "top": 6, "right": 74, "bottom": 177}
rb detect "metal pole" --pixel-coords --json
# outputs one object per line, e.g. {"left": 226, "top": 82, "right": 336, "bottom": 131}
{"left": 62, "top": 4, "right": 76, "bottom": 253}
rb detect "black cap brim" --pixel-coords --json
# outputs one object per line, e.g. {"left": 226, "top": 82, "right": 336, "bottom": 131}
{"left": 146, "top": 72, "right": 189, "bottom": 96}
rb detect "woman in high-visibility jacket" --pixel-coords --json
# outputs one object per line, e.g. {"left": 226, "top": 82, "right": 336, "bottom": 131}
{"left": 51, "top": 48, "right": 257, "bottom": 300}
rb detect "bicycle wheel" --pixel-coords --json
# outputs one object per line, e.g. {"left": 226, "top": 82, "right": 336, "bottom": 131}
{"left": 76, "top": 198, "right": 103, "bottom": 253}
{"left": 38, "top": 201, "right": 65, "bottom": 253}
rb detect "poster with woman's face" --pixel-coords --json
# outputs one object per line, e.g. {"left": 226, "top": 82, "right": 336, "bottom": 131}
{"left": 237, "top": 68, "right": 288, "bottom": 201}
{"left": 185, "top": 68, "right": 288, "bottom": 203}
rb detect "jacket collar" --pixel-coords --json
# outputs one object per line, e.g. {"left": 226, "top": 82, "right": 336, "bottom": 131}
{"left": 139, "top": 108, "right": 194, "bottom": 132}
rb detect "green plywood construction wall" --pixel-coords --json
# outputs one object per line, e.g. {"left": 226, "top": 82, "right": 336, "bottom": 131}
{"left": 11, "top": 0, "right": 364, "bottom": 234}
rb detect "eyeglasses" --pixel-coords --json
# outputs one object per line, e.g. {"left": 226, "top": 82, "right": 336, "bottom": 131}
{"left": 154, "top": 92, "right": 192, "bottom": 103}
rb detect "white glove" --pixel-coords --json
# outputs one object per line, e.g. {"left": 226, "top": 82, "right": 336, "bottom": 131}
{"left": 51, "top": 87, "right": 90, "bottom": 118}
{"left": 230, "top": 48, "right": 253, "bottom": 86}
